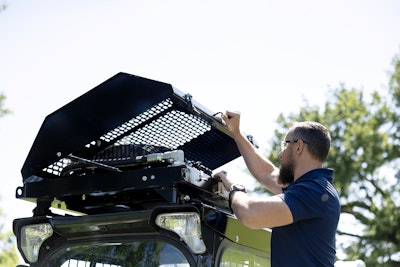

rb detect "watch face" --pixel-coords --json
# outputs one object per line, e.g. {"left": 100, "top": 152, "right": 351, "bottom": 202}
{"left": 232, "top": 184, "right": 246, "bottom": 192}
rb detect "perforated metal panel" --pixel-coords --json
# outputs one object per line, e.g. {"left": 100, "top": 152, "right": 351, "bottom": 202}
{"left": 115, "top": 104, "right": 211, "bottom": 149}
{"left": 42, "top": 99, "right": 216, "bottom": 177}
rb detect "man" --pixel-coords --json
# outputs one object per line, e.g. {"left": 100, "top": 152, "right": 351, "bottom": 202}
{"left": 215, "top": 110, "right": 340, "bottom": 266}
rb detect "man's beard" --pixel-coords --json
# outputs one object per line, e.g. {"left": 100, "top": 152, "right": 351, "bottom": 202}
{"left": 278, "top": 160, "right": 295, "bottom": 185}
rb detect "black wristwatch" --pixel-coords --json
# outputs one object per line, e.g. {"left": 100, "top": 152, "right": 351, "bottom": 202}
{"left": 228, "top": 184, "right": 247, "bottom": 212}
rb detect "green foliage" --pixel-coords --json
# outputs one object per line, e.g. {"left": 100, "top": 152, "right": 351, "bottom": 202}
{"left": 0, "top": 27, "right": 16, "bottom": 261}
{"left": 264, "top": 56, "right": 400, "bottom": 266}
{"left": 0, "top": 93, "right": 11, "bottom": 117}
{"left": 0, "top": 208, "right": 19, "bottom": 266}
{"left": 390, "top": 54, "right": 400, "bottom": 107}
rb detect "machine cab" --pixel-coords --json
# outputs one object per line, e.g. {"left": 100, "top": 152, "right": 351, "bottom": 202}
{"left": 13, "top": 73, "right": 271, "bottom": 267}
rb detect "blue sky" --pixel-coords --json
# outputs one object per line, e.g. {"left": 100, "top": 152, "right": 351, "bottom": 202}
{"left": 1, "top": 0, "right": 400, "bottom": 253}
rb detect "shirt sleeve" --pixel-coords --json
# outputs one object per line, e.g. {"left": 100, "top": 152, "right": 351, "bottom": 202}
{"left": 278, "top": 181, "right": 328, "bottom": 222}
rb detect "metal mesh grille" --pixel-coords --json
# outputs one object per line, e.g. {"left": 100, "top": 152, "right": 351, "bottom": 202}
{"left": 43, "top": 158, "right": 72, "bottom": 177}
{"left": 101, "top": 99, "right": 173, "bottom": 143}
{"left": 116, "top": 110, "right": 211, "bottom": 149}
{"left": 42, "top": 98, "right": 211, "bottom": 177}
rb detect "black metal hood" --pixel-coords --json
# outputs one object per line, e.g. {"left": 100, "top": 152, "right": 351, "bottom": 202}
{"left": 21, "top": 73, "right": 241, "bottom": 182}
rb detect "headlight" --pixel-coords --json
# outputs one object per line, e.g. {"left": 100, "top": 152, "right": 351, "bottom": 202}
{"left": 21, "top": 223, "right": 53, "bottom": 262}
{"left": 155, "top": 212, "right": 206, "bottom": 254}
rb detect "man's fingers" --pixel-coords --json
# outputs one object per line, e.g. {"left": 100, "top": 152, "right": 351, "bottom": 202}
{"left": 213, "top": 170, "right": 227, "bottom": 181}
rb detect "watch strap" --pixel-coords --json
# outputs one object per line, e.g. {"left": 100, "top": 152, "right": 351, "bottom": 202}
{"left": 228, "top": 184, "right": 246, "bottom": 212}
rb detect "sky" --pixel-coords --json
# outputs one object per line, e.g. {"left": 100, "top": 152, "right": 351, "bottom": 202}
{"left": 0, "top": 0, "right": 400, "bottom": 257}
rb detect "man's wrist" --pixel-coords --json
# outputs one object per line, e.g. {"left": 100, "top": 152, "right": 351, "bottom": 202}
{"left": 228, "top": 184, "right": 247, "bottom": 212}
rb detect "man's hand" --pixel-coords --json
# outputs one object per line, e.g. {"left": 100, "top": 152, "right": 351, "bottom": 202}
{"left": 213, "top": 170, "right": 234, "bottom": 191}
{"left": 221, "top": 110, "right": 241, "bottom": 136}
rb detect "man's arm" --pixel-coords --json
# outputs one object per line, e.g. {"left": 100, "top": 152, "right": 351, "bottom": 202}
{"left": 222, "top": 111, "right": 282, "bottom": 194}
{"left": 215, "top": 171, "right": 293, "bottom": 229}
{"left": 231, "top": 191, "right": 293, "bottom": 229}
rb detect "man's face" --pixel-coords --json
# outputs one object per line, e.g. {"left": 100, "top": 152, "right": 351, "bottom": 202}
{"left": 278, "top": 137, "right": 295, "bottom": 185}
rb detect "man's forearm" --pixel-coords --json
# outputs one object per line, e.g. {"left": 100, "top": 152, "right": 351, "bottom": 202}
{"left": 233, "top": 132, "right": 282, "bottom": 194}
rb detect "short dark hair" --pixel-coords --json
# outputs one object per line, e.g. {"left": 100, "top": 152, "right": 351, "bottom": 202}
{"left": 290, "top": 121, "right": 331, "bottom": 162}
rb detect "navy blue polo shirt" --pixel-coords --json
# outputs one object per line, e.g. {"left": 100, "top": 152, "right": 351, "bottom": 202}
{"left": 272, "top": 168, "right": 340, "bottom": 267}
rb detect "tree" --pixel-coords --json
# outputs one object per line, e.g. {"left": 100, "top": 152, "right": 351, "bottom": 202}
{"left": 0, "top": 207, "right": 19, "bottom": 266}
{"left": 0, "top": 94, "right": 18, "bottom": 265}
{"left": 262, "top": 54, "right": 400, "bottom": 266}
{"left": 0, "top": 4, "right": 9, "bottom": 118}
{"left": 0, "top": 94, "right": 10, "bottom": 118}
{"left": 0, "top": 30, "right": 18, "bottom": 262}
{"left": 0, "top": 96, "right": 18, "bottom": 266}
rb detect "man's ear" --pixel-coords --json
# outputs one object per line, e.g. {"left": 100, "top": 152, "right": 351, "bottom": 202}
{"left": 296, "top": 139, "right": 305, "bottom": 154}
